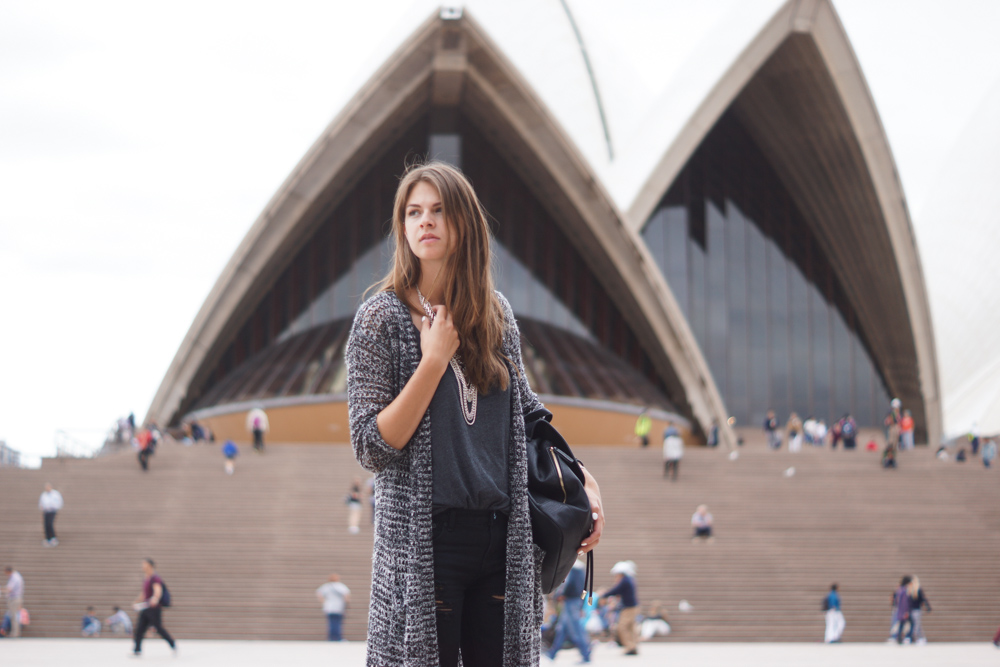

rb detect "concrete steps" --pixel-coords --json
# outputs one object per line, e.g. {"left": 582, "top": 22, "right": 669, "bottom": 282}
{"left": 1, "top": 428, "right": 998, "bottom": 642}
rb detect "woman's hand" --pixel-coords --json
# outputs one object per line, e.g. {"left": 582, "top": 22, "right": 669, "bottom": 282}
{"left": 375, "top": 304, "right": 459, "bottom": 451}
{"left": 579, "top": 466, "right": 604, "bottom": 554}
{"left": 419, "top": 305, "right": 460, "bottom": 370}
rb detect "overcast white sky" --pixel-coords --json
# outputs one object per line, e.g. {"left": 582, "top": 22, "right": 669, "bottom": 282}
{"left": 2, "top": 1, "right": 999, "bottom": 464}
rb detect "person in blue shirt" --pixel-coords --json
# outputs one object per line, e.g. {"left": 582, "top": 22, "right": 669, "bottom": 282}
{"left": 546, "top": 560, "right": 590, "bottom": 662}
{"left": 222, "top": 440, "right": 239, "bottom": 475}
{"left": 599, "top": 561, "right": 640, "bottom": 656}
{"left": 81, "top": 606, "right": 101, "bottom": 637}
{"left": 823, "top": 584, "right": 844, "bottom": 643}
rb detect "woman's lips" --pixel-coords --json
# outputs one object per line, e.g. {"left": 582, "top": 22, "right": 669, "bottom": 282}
{"left": 419, "top": 234, "right": 439, "bottom": 242}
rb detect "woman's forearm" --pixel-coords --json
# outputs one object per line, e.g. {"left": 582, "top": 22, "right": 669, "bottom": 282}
{"left": 376, "top": 357, "right": 449, "bottom": 449}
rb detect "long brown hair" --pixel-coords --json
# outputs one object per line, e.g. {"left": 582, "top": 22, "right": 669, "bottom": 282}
{"left": 376, "top": 161, "right": 509, "bottom": 392}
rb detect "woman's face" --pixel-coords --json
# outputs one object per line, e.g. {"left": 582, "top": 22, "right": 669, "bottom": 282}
{"left": 404, "top": 180, "right": 451, "bottom": 267}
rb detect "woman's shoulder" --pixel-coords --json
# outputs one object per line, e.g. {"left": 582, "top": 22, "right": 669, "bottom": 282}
{"left": 352, "top": 291, "right": 408, "bottom": 335}
{"left": 494, "top": 290, "right": 516, "bottom": 324}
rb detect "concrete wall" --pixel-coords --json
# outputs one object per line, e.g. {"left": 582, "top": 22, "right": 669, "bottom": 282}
{"left": 198, "top": 400, "right": 695, "bottom": 448}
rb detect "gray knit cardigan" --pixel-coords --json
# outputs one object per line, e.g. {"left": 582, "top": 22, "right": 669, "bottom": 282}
{"left": 347, "top": 290, "right": 545, "bottom": 667}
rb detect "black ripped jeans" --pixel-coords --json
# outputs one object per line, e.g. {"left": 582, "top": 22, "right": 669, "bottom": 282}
{"left": 432, "top": 509, "right": 508, "bottom": 667}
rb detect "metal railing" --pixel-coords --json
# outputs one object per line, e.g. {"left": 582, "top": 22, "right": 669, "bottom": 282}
{"left": 0, "top": 441, "right": 22, "bottom": 467}
{"left": 53, "top": 430, "right": 105, "bottom": 459}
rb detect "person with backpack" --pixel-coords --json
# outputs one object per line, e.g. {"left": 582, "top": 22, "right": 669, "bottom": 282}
{"left": 132, "top": 558, "right": 175, "bottom": 657}
{"left": 823, "top": 583, "right": 845, "bottom": 643}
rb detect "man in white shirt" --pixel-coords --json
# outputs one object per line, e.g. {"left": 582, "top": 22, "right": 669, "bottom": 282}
{"left": 815, "top": 419, "right": 828, "bottom": 446}
{"left": 3, "top": 566, "right": 25, "bottom": 638}
{"left": 39, "top": 483, "right": 64, "bottom": 547}
{"left": 316, "top": 573, "right": 351, "bottom": 641}
{"left": 105, "top": 606, "right": 133, "bottom": 634}
{"left": 803, "top": 417, "right": 817, "bottom": 445}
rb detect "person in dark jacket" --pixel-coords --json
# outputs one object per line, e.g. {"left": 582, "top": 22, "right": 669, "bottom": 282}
{"left": 906, "top": 576, "right": 932, "bottom": 644}
{"left": 546, "top": 560, "right": 590, "bottom": 662}
{"left": 599, "top": 561, "right": 640, "bottom": 656}
{"left": 764, "top": 410, "right": 781, "bottom": 449}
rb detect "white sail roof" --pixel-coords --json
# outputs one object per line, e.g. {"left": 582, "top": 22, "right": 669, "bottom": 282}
{"left": 347, "top": 0, "right": 785, "bottom": 212}
{"left": 917, "top": 78, "right": 1000, "bottom": 435}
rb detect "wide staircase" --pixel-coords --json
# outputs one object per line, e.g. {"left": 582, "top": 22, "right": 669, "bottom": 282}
{"left": 1, "top": 431, "right": 998, "bottom": 642}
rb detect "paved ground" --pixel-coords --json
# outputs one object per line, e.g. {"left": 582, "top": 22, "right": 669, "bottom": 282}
{"left": 1, "top": 639, "right": 998, "bottom": 666}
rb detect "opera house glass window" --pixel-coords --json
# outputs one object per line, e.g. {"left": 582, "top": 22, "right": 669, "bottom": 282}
{"left": 642, "top": 112, "right": 889, "bottom": 427}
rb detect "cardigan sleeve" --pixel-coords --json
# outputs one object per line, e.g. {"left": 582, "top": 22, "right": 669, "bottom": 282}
{"left": 496, "top": 292, "right": 544, "bottom": 418}
{"left": 347, "top": 295, "right": 408, "bottom": 473}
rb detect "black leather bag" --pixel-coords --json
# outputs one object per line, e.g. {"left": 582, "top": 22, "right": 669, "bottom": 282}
{"left": 525, "top": 408, "right": 594, "bottom": 595}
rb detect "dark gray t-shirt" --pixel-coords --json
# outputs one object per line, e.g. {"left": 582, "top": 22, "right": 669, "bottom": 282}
{"left": 431, "top": 364, "right": 511, "bottom": 514}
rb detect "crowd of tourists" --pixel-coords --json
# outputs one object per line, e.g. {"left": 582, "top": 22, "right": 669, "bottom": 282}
{"left": 763, "top": 408, "right": 864, "bottom": 452}
{"left": 759, "top": 397, "right": 998, "bottom": 470}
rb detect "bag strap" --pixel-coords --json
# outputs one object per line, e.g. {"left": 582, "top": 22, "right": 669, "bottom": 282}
{"left": 582, "top": 551, "right": 595, "bottom": 604}
{"left": 524, "top": 407, "right": 553, "bottom": 426}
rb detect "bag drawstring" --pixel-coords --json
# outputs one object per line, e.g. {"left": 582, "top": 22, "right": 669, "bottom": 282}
{"left": 581, "top": 551, "right": 595, "bottom": 605}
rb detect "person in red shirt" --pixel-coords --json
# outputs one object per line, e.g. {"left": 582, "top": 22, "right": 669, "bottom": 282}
{"left": 136, "top": 429, "right": 154, "bottom": 471}
{"left": 900, "top": 410, "right": 915, "bottom": 450}
{"left": 132, "top": 558, "right": 175, "bottom": 656}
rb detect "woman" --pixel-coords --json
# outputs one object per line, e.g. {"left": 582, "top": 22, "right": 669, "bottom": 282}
{"left": 786, "top": 412, "right": 803, "bottom": 453}
{"left": 347, "top": 161, "right": 605, "bottom": 667}
{"left": 346, "top": 477, "right": 363, "bottom": 534}
{"left": 906, "top": 576, "right": 931, "bottom": 644}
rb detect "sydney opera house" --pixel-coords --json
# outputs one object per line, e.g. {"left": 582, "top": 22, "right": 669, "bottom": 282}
{"left": 148, "top": 0, "right": 941, "bottom": 448}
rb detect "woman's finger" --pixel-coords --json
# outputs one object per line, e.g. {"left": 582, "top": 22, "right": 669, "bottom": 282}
{"left": 579, "top": 490, "right": 604, "bottom": 553}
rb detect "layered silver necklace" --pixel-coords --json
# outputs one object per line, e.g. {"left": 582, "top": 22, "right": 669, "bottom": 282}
{"left": 417, "top": 287, "right": 478, "bottom": 425}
